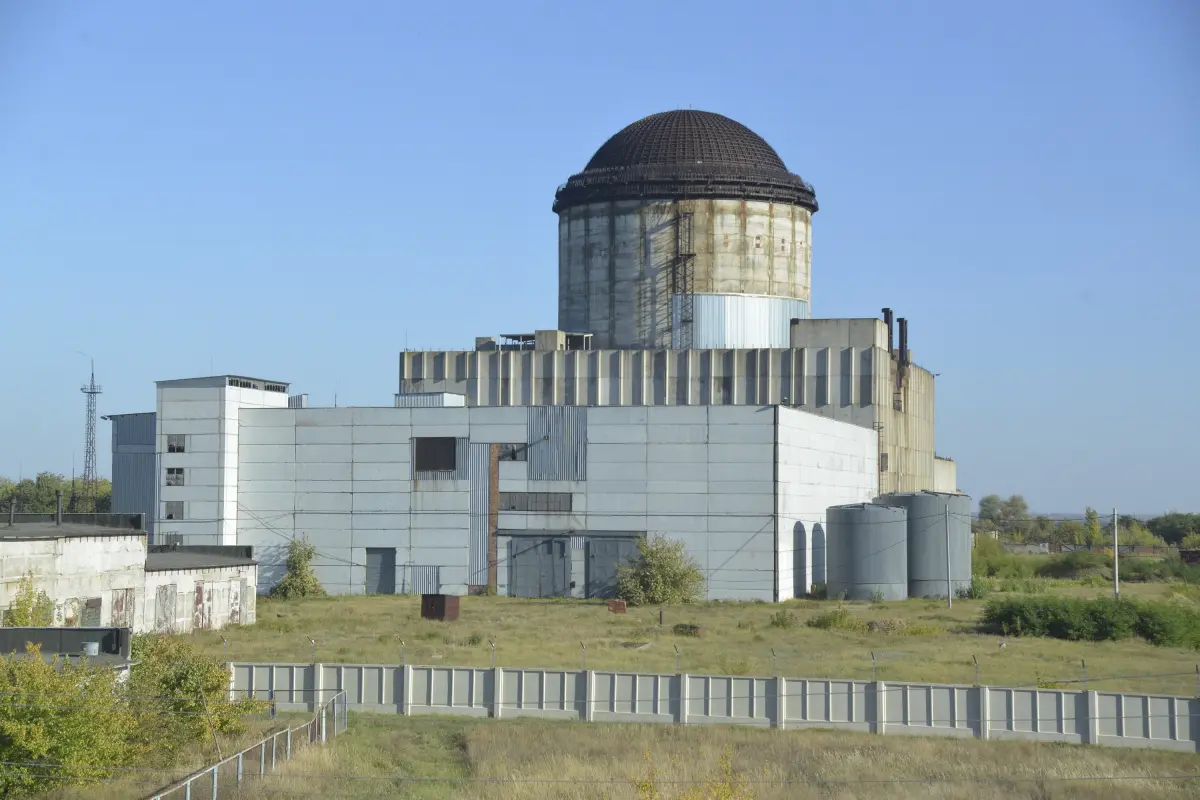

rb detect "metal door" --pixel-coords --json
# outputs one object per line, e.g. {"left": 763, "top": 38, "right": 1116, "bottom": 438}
{"left": 508, "top": 538, "right": 569, "bottom": 598}
{"left": 365, "top": 548, "right": 397, "bottom": 594}
{"left": 585, "top": 537, "right": 640, "bottom": 598}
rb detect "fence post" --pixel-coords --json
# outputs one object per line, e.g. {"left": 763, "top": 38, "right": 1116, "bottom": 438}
{"left": 976, "top": 685, "right": 990, "bottom": 740}
{"left": 313, "top": 662, "right": 324, "bottom": 712}
{"left": 676, "top": 674, "right": 690, "bottom": 725}
{"left": 773, "top": 676, "right": 787, "bottom": 730}
{"left": 1083, "top": 690, "right": 1100, "bottom": 745}
{"left": 871, "top": 681, "right": 886, "bottom": 735}
{"left": 260, "top": 740, "right": 266, "bottom": 777}
{"left": 210, "top": 764, "right": 218, "bottom": 800}
{"left": 583, "top": 669, "right": 595, "bottom": 722}
{"left": 286, "top": 726, "right": 292, "bottom": 760}
{"left": 492, "top": 666, "right": 504, "bottom": 719}
{"left": 401, "top": 665, "right": 413, "bottom": 715}
{"left": 321, "top": 703, "right": 327, "bottom": 743}
{"left": 237, "top": 752, "right": 244, "bottom": 784}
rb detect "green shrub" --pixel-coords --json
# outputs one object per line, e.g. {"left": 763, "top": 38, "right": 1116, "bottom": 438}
{"left": 868, "top": 589, "right": 886, "bottom": 604}
{"left": 808, "top": 582, "right": 827, "bottom": 600}
{"left": 903, "top": 623, "right": 946, "bottom": 636}
{"left": 2, "top": 573, "right": 55, "bottom": 627}
{"left": 806, "top": 605, "right": 867, "bottom": 634}
{"left": 616, "top": 536, "right": 705, "bottom": 606}
{"left": 1036, "top": 551, "right": 1109, "bottom": 580}
{"left": 980, "top": 596, "right": 1200, "bottom": 648}
{"left": 271, "top": 537, "right": 327, "bottom": 599}
{"left": 768, "top": 610, "right": 797, "bottom": 629}
{"left": 958, "top": 577, "right": 990, "bottom": 600}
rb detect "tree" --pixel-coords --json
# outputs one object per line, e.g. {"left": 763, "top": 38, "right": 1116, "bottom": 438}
{"left": 1147, "top": 513, "right": 1200, "bottom": 546}
{"left": 1180, "top": 533, "right": 1200, "bottom": 551}
{"left": 977, "top": 494, "right": 1031, "bottom": 538}
{"left": 2, "top": 574, "right": 55, "bottom": 627}
{"left": 616, "top": 536, "right": 705, "bottom": 606}
{"left": 1084, "top": 508, "right": 1104, "bottom": 546}
{"left": 271, "top": 536, "right": 327, "bottom": 599}
{"left": 0, "top": 473, "right": 112, "bottom": 514}
{"left": 0, "top": 645, "right": 137, "bottom": 798}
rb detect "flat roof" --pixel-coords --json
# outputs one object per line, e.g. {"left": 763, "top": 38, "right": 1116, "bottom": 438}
{"left": 156, "top": 374, "right": 290, "bottom": 388}
{"left": 0, "top": 522, "right": 146, "bottom": 541}
{"left": 102, "top": 411, "right": 154, "bottom": 419}
{"left": 145, "top": 551, "right": 257, "bottom": 572}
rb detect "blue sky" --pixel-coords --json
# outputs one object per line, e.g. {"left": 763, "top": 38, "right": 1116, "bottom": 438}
{"left": 1, "top": 1, "right": 1196, "bottom": 513}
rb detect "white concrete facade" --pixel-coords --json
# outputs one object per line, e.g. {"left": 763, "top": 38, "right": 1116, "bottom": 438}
{"left": 236, "top": 404, "right": 877, "bottom": 601}
{"left": 0, "top": 533, "right": 256, "bottom": 634}
{"left": 156, "top": 376, "right": 290, "bottom": 545}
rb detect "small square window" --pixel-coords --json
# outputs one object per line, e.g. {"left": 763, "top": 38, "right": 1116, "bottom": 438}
{"left": 167, "top": 434, "right": 186, "bottom": 453}
{"left": 880, "top": 453, "right": 889, "bottom": 473}
{"left": 164, "top": 501, "right": 184, "bottom": 520}
{"left": 498, "top": 443, "right": 527, "bottom": 462}
{"left": 166, "top": 467, "right": 185, "bottom": 487}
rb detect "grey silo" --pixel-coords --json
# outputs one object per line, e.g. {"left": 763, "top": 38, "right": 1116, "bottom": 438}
{"left": 825, "top": 503, "right": 908, "bottom": 602}
{"left": 877, "top": 491, "right": 972, "bottom": 599}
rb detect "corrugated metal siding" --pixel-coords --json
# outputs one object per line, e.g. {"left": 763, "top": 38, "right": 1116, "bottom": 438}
{"left": 570, "top": 536, "right": 586, "bottom": 550}
{"left": 111, "top": 452, "right": 157, "bottom": 536}
{"left": 403, "top": 565, "right": 441, "bottom": 594}
{"left": 110, "top": 412, "right": 156, "bottom": 446}
{"left": 528, "top": 407, "right": 587, "bottom": 481}
{"left": 287, "top": 393, "right": 308, "bottom": 408}
{"left": 468, "top": 443, "right": 491, "bottom": 585}
{"left": 394, "top": 392, "right": 467, "bottom": 408}
{"left": 675, "top": 294, "right": 810, "bottom": 349}
{"left": 412, "top": 438, "right": 470, "bottom": 481}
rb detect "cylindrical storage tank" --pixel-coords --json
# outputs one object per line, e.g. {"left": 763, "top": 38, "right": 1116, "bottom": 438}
{"left": 877, "top": 492, "right": 973, "bottom": 599}
{"left": 825, "top": 504, "right": 908, "bottom": 602}
{"left": 553, "top": 110, "right": 818, "bottom": 350}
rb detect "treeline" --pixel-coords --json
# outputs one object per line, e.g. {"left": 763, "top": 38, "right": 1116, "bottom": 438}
{"left": 974, "top": 494, "right": 1200, "bottom": 548}
{"left": 0, "top": 472, "right": 113, "bottom": 514}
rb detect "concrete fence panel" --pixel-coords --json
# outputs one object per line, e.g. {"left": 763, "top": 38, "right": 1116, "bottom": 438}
{"left": 227, "top": 662, "right": 1200, "bottom": 754}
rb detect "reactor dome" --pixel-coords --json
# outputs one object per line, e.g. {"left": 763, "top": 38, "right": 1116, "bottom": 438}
{"left": 553, "top": 110, "right": 817, "bottom": 213}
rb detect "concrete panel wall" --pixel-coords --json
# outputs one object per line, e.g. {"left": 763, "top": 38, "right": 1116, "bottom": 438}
{"left": 934, "top": 457, "right": 958, "bottom": 494}
{"left": 143, "top": 564, "right": 258, "bottom": 633}
{"left": 398, "top": 341, "right": 938, "bottom": 497}
{"left": 776, "top": 406, "right": 878, "bottom": 598}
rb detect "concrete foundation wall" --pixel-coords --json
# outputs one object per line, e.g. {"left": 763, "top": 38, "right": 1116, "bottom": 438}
{"left": 143, "top": 564, "right": 258, "bottom": 633}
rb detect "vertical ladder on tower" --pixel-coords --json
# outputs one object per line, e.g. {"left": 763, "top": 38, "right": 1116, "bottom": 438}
{"left": 672, "top": 209, "right": 695, "bottom": 349}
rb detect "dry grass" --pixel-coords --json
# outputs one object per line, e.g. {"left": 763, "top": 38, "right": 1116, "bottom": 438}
{"left": 235, "top": 714, "right": 1200, "bottom": 799}
{"left": 186, "top": 582, "right": 1200, "bottom": 695}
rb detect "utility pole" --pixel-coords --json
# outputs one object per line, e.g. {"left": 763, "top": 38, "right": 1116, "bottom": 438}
{"left": 1113, "top": 508, "right": 1120, "bottom": 599}
{"left": 80, "top": 358, "right": 102, "bottom": 512}
{"left": 945, "top": 505, "right": 952, "bottom": 609}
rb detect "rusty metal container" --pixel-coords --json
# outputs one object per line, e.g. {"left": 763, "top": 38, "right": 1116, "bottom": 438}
{"left": 420, "top": 594, "right": 460, "bottom": 622}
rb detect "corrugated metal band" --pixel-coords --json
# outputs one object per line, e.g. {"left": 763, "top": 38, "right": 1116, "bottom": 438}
{"left": 570, "top": 536, "right": 586, "bottom": 550}
{"left": 528, "top": 406, "right": 587, "bottom": 481}
{"left": 673, "top": 294, "right": 810, "bottom": 349}
{"left": 467, "top": 443, "right": 490, "bottom": 585}
{"left": 405, "top": 566, "right": 441, "bottom": 595}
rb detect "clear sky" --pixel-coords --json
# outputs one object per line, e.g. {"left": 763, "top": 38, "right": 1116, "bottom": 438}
{"left": 1, "top": 1, "right": 1196, "bottom": 514}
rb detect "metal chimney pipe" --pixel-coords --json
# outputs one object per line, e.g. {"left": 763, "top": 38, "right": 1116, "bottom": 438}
{"left": 55, "top": 490, "right": 63, "bottom": 525}
{"left": 882, "top": 308, "right": 894, "bottom": 354}
{"left": 898, "top": 318, "right": 909, "bottom": 367}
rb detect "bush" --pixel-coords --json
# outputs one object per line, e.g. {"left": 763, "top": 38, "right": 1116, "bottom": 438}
{"left": 768, "top": 610, "right": 797, "bottom": 629}
{"left": 806, "top": 605, "right": 867, "bottom": 634}
{"left": 868, "top": 589, "right": 886, "bottom": 604}
{"left": 1036, "top": 551, "right": 1109, "bottom": 580}
{"left": 2, "top": 573, "right": 55, "bottom": 626}
{"left": 127, "top": 636, "right": 266, "bottom": 758}
{"left": 957, "top": 576, "right": 990, "bottom": 600}
{"left": 981, "top": 596, "right": 1200, "bottom": 648}
{"left": 271, "top": 537, "right": 327, "bottom": 599}
{"left": 0, "top": 645, "right": 137, "bottom": 798}
{"left": 616, "top": 536, "right": 705, "bottom": 606}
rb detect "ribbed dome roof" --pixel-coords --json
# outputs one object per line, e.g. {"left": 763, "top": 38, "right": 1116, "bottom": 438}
{"left": 584, "top": 110, "right": 788, "bottom": 172}
{"left": 554, "top": 110, "right": 816, "bottom": 213}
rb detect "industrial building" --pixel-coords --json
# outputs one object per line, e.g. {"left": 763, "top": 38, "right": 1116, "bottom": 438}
{"left": 107, "top": 109, "right": 962, "bottom": 602}
{"left": 0, "top": 508, "right": 257, "bottom": 633}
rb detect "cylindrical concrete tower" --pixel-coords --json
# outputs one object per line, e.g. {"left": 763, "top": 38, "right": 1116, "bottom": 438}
{"left": 554, "top": 110, "right": 818, "bottom": 350}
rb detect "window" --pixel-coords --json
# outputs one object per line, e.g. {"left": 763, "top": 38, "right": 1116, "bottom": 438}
{"left": 413, "top": 437, "right": 457, "bottom": 472}
{"left": 499, "top": 492, "right": 572, "bottom": 512}
{"left": 164, "top": 501, "right": 184, "bottom": 520}
{"left": 167, "top": 434, "right": 186, "bottom": 453}
{"left": 498, "top": 443, "right": 527, "bottom": 462}
{"left": 880, "top": 453, "right": 889, "bottom": 473}
{"left": 166, "top": 467, "right": 185, "bottom": 487}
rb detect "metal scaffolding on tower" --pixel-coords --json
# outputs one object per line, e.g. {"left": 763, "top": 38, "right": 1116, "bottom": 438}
{"left": 671, "top": 208, "right": 695, "bottom": 349}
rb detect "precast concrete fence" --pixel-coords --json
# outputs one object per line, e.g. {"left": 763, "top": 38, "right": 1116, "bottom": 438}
{"left": 229, "top": 662, "right": 1200, "bottom": 753}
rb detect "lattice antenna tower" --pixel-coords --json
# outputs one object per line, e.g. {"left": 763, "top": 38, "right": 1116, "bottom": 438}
{"left": 81, "top": 360, "right": 102, "bottom": 510}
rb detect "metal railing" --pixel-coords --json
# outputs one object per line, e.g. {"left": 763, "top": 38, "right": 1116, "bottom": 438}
{"left": 145, "top": 690, "right": 348, "bottom": 799}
